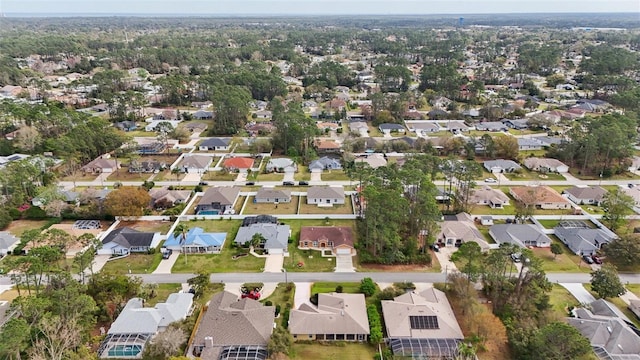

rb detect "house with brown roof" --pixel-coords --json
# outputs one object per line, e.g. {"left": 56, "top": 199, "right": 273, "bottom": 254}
{"left": 382, "top": 288, "right": 464, "bottom": 359}
{"left": 190, "top": 291, "right": 274, "bottom": 360}
{"left": 313, "top": 139, "right": 341, "bottom": 154}
{"left": 299, "top": 226, "right": 355, "bottom": 255}
{"left": 179, "top": 155, "right": 213, "bottom": 174}
{"left": 289, "top": 293, "right": 369, "bottom": 342}
{"left": 195, "top": 187, "right": 241, "bottom": 215}
{"left": 82, "top": 155, "right": 119, "bottom": 174}
{"left": 510, "top": 186, "right": 571, "bottom": 210}
{"left": 255, "top": 188, "right": 291, "bottom": 204}
{"left": 437, "top": 213, "right": 490, "bottom": 251}
{"left": 223, "top": 157, "right": 255, "bottom": 172}
{"left": 306, "top": 186, "right": 345, "bottom": 206}
{"left": 469, "top": 186, "right": 510, "bottom": 209}
{"left": 148, "top": 187, "right": 191, "bottom": 209}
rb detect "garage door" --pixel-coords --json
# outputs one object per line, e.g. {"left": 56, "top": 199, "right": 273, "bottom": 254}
{"left": 268, "top": 248, "right": 283, "bottom": 255}
{"left": 336, "top": 248, "right": 352, "bottom": 255}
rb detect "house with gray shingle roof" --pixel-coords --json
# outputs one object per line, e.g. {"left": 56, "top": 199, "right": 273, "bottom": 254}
{"left": 306, "top": 186, "right": 345, "bottom": 205}
{"left": 0, "top": 232, "right": 19, "bottom": 255}
{"left": 489, "top": 224, "right": 551, "bottom": 248}
{"left": 563, "top": 186, "right": 607, "bottom": 206}
{"left": 469, "top": 186, "right": 510, "bottom": 208}
{"left": 190, "top": 291, "right": 274, "bottom": 360}
{"left": 99, "top": 227, "right": 161, "bottom": 255}
{"left": 255, "top": 188, "right": 291, "bottom": 204}
{"left": 554, "top": 223, "right": 615, "bottom": 256}
{"left": 517, "top": 138, "right": 544, "bottom": 151}
{"left": 99, "top": 292, "right": 194, "bottom": 359}
{"left": 198, "top": 138, "right": 230, "bottom": 151}
{"left": 289, "top": 293, "right": 369, "bottom": 342}
{"left": 265, "top": 158, "right": 297, "bottom": 173}
{"left": 195, "top": 187, "right": 240, "bottom": 215}
{"left": 475, "top": 121, "right": 508, "bottom": 132}
{"left": 309, "top": 156, "right": 342, "bottom": 172}
{"left": 437, "top": 213, "right": 490, "bottom": 250}
{"left": 179, "top": 155, "right": 213, "bottom": 174}
{"left": 523, "top": 157, "right": 569, "bottom": 173}
{"left": 483, "top": 159, "right": 521, "bottom": 173}
{"left": 379, "top": 123, "right": 406, "bottom": 134}
{"left": 235, "top": 223, "right": 291, "bottom": 255}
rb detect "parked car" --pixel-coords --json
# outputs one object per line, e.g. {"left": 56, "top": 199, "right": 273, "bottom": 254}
{"left": 162, "top": 249, "right": 173, "bottom": 260}
{"left": 582, "top": 255, "right": 594, "bottom": 264}
{"left": 430, "top": 244, "right": 440, "bottom": 252}
{"left": 484, "top": 178, "right": 498, "bottom": 183}
{"left": 510, "top": 253, "right": 522, "bottom": 263}
{"left": 591, "top": 255, "right": 603, "bottom": 264}
{"left": 245, "top": 182, "right": 255, "bottom": 186}
{"left": 298, "top": 181, "right": 309, "bottom": 186}
{"left": 198, "top": 181, "right": 208, "bottom": 186}
{"left": 282, "top": 181, "right": 295, "bottom": 186}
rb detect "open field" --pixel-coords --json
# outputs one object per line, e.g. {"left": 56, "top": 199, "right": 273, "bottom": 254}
{"left": 101, "top": 253, "right": 163, "bottom": 274}
{"left": 530, "top": 239, "right": 592, "bottom": 273}
{"left": 321, "top": 170, "right": 350, "bottom": 181}
{"left": 285, "top": 247, "right": 335, "bottom": 272}
{"left": 280, "top": 219, "right": 356, "bottom": 240}
{"left": 6, "top": 220, "right": 51, "bottom": 236}
{"left": 154, "top": 170, "right": 187, "bottom": 181}
{"left": 201, "top": 171, "right": 237, "bottom": 181}
{"left": 116, "top": 220, "right": 173, "bottom": 234}
{"left": 298, "top": 196, "right": 354, "bottom": 215}
{"left": 60, "top": 171, "right": 99, "bottom": 182}
{"left": 504, "top": 169, "right": 565, "bottom": 181}
{"left": 294, "top": 166, "right": 311, "bottom": 181}
{"left": 106, "top": 171, "right": 150, "bottom": 182}
{"left": 255, "top": 172, "right": 284, "bottom": 181}
{"left": 242, "top": 196, "right": 299, "bottom": 215}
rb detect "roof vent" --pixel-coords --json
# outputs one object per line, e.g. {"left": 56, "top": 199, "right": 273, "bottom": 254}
{"left": 607, "top": 326, "right": 612, "bottom": 333}
{"left": 204, "top": 336, "right": 213, "bottom": 348}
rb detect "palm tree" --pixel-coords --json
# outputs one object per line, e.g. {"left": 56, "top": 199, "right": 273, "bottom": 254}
{"left": 173, "top": 224, "right": 189, "bottom": 264}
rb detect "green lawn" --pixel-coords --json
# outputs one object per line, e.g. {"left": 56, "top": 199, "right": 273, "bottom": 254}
{"left": 6, "top": 220, "right": 51, "bottom": 236}
{"left": 260, "top": 282, "right": 295, "bottom": 328}
{"left": 280, "top": 219, "right": 356, "bottom": 241}
{"left": 291, "top": 343, "right": 376, "bottom": 360}
{"left": 530, "top": 238, "right": 592, "bottom": 273}
{"left": 468, "top": 204, "right": 515, "bottom": 215}
{"left": 242, "top": 196, "right": 299, "bottom": 215}
{"left": 256, "top": 172, "right": 284, "bottom": 181}
{"left": 548, "top": 284, "right": 580, "bottom": 319}
{"left": 101, "top": 253, "right": 163, "bottom": 275}
{"left": 321, "top": 170, "right": 350, "bottom": 181}
{"left": 144, "top": 283, "right": 183, "bottom": 307}
{"left": 298, "top": 196, "right": 354, "bottom": 215}
{"left": 201, "top": 171, "right": 237, "bottom": 181}
{"left": 504, "top": 169, "right": 565, "bottom": 181}
{"left": 626, "top": 284, "right": 640, "bottom": 297}
{"left": 285, "top": 247, "right": 335, "bottom": 272}
{"left": 154, "top": 170, "right": 187, "bottom": 181}
{"left": 295, "top": 166, "right": 311, "bottom": 181}
{"left": 311, "top": 282, "right": 363, "bottom": 294}
{"left": 537, "top": 219, "right": 561, "bottom": 229}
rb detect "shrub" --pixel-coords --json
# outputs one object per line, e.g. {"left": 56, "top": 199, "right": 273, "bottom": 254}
{"left": 264, "top": 300, "right": 273, "bottom": 306}
{"left": 310, "top": 293, "right": 319, "bottom": 305}
{"left": 367, "top": 304, "right": 383, "bottom": 344}
{"left": 335, "top": 285, "right": 343, "bottom": 293}
{"left": 23, "top": 206, "right": 47, "bottom": 219}
{"left": 359, "top": 277, "right": 376, "bottom": 297}
{"left": 275, "top": 304, "right": 281, "bottom": 316}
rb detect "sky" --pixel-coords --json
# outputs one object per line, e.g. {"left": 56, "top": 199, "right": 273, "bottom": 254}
{"left": 2, "top": 0, "right": 639, "bottom": 15}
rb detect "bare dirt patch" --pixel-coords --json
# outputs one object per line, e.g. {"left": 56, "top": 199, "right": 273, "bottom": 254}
{"left": 115, "top": 220, "right": 173, "bottom": 234}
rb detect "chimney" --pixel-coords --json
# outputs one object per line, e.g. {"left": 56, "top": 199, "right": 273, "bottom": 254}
{"left": 204, "top": 336, "right": 213, "bottom": 348}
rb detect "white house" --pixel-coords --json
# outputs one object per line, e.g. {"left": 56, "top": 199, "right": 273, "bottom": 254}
{"left": 306, "top": 186, "right": 345, "bottom": 206}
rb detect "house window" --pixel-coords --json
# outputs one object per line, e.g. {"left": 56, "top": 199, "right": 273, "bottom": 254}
{"left": 312, "top": 241, "right": 318, "bottom": 247}
{"left": 326, "top": 334, "right": 335, "bottom": 340}
{"left": 317, "top": 334, "right": 324, "bottom": 340}
{"left": 328, "top": 241, "right": 333, "bottom": 247}
{"left": 326, "top": 199, "right": 330, "bottom": 203}
{"left": 336, "top": 334, "right": 345, "bottom": 340}
{"left": 346, "top": 334, "right": 355, "bottom": 341}
{"left": 304, "top": 241, "right": 308, "bottom": 247}
{"left": 357, "top": 334, "right": 364, "bottom": 341}
{"left": 334, "top": 199, "right": 337, "bottom": 202}
{"left": 308, "top": 335, "right": 313, "bottom": 339}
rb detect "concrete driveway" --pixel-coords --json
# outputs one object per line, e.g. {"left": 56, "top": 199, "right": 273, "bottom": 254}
{"left": 183, "top": 172, "right": 202, "bottom": 182}
{"left": 153, "top": 251, "right": 180, "bottom": 274}
{"left": 235, "top": 172, "right": 248, "bottom": 182}
{"left": 432, "top": 246, "right": 458, "bottom": 273}
{"left": 90, "top": 254, "right": 112, "bottom": 274}
{"left": 264, "top": 254, "right": 285, "bottom": 273}
{"left": 283, "top": 172, "right": 295, "bottom": 182}
{"left": 560, "top": 283, "right": 596, "bottom": 304}
{"left": 294, "top": 282, "right": 312, "bottom": 308}
{"left": 310, "top": 171, "right": 322, "bottom": 182}
{"left": 335, "top": 255, "right": 355, "bottom": 272}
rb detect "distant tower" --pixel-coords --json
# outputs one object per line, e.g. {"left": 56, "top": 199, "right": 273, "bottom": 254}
{"left": 458, "top": 17, "right": 464, "bottom": 27}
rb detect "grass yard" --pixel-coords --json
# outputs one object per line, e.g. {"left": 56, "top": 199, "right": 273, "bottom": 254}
{"left": 234, "top": 196, "right": 246, "bottom": 214}
{"left": 106, "top": 171, "right": 151, "bottom": 182}
{"left": 569, "top": 169, "right": 640, "bottom": 181}
{"left": 503, "top": 169, "right": 565, "bottom": 181}
{"left": 261, "top": 282, "right": 295, "bottom": 327}
{"left": 101, "top": 253, "right": 163, "bottom": 275}
{"left": 6, "top": 220, "right": 51, "bottom": 236}
{"left": 144, "top": 283, "right": 183, "bottom": 307}
{"left": 280, "top": 219, "right": 356, "bottom": 241}
{"left": 298, "top": 196, "right": 354, "bottom": 215}
{"left": 154, "top": 170, "right": 187, "bottom": 181}
{"left": 548, "top": 284, "right": 579, "bottom": 319}
{"left": 60, "top": 171, "right": 99, "bottom": 182}
{"left": 530, "top": 240, "right": 592, "bottom": 273}
{"left": 0, "top": 289, "right": 20, "bottom": 302}
{"left": 171, "top": 248, "right": 265, "bottom": 273}
{"left": 242, "top": 196, "right": 299, "bottom": 215}
{"left": 201, "top": 171, "right": 236, "bottom": 181}
{"left": 291, "top": 343, "right": 376, "bottom": 360}
{"left": 537, "top": 219, "right": 561, "bottom": 229}
{"left": 256, "top": 172, "right": 284, "bottom": 181}
{"left": 285, "top": 247, "right": 335, "bottom": 272}
{"left": 117, "top": 220, "right": 173, "bottom": 234}
{"left": 311, "top": 282, "right": 362, "bottom": 294}
{"left": 468, "top": 205, "right": 515, "bottom": 216}
{"left": 321, "top": 170, "right": 350, "bottom": 181}
{"left": 294, "top": 166, "right": 311, "bottom": 181}
{"left": 626, "top": 284, "right": 640, "bottom": 297}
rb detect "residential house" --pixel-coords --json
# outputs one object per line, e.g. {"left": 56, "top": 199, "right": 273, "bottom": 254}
{"left": 442, "top": 121, "right": 469, "bottom": 133}
{"left": 404, "top": 120, "right": 441, "bottom": 135}
{"left": 517, "top": 138, "right": 544, "bottom": 151}
{"left": 379, "top": 123, "right": 406, "bottom": 134}
{"left": 184, "top": 122, "right": 208, "bottom": 133}
{"left": 382, "top": 288, "right": 464, "bottom": 359}
{"left": 82, "top": 155, "right": 119, "bottom": 174}
{"left": 0, "top": 232, "right": 19, "bottom": 255}
{"left": 355, "top": 153, "right": 387, "bottom": 169}
{"left": 234, "top": 223, "right": 290, "bottom": 254}
{"left": 523, "top": 157, "right": 569, "bottom": 173}
{"left": 114, "top": 120, "right": 137, "bottom": 132}
{"left": 98, "top": 293, "right": 194, "bottom": 359}
{"left": 199, "top": 138, "right": 231, "bottom": 151}
{"left": 568, "top": 299, "right": 640, "bottom": 360}
{"left": 489, "top": 224, "right": 552, "bottom": 248}
{"left": 254, "top": 110, "right": 272, "bottom": 119}
{"left": 510, "top": 186, "right": 571, "bottom": 210}
{"left": 629, "top": 156, "right": 640, "bottom": 172}
{"left": 349, "top": 121, "right": 369, "bottom": 135}
{"left": 179, "top": 155, "right": 213, "bottom": 174}
{"left": 136, "top": 142, "right": 167, "bottom": 155}
{"left": 430, "top": 96, "right": 452, "bottom": 109}
{"left": 535, "top": 136, "right": 564, "bottom": 148}
{"left": 622, "top": 186, "right": 640, "bottom": 207}
{"left": 502, "top": 118, "right": 529, "bottom": 130}
{"left": 255, "top": 188, "right": 292, "bottom": 204}
{"left": 223, "top": 157, "right": 255, "bottom": 172}
{"left": 306, "top": 186, "right": 345, "bottom": 206}
{"left": 128, "top": 160, "right": 166, "bottom": 173}
{"left": 265, "top": 158, "right": 297, "bottom": 173}
{"left": 308, "top": 156, "right": 342, "bottom": 172}
{"left": 164, "top": 227, "right": 226, "bottom": 254}
{"left": 317, "top": 122, "right": 340, "bottom": 131}
{"left": 313, "top": 139, "right": 341, "bottom": 154}
{"left": 191, "top": 101, "right": 213, "bottom": 109}
{"left": 192, "top": 110, "right": 213, "bottom": 119}
{"left": 469, "top": 186, "right": 510, "bottom": 208}
{"left": 554, "top": 222, "right": 615, "bottom": 256}
{"left": 483, "top": 159, "right": 521, "bottom": 173}
{"left": 563, "top": 186, "right": 607, "bottom": 206}
{"left": 195, "top": 187, "right": 241, "bottom": 215}
{"left": 99, "top": 227, "right": 161, "bottom": 255}
{"left": 299, "top": 226, "right": 355, "bottom": 255}
{"left": 289, "top": 293, "right": 369, "bottom": 342}
{"left": 427, "top": 108, "right": 448, "bottom": 119}
{"left": 189, "top": 291, "right": 274, "bottom": 360}
{"left": 436, "top": 213, "right": 490, "bottom": 251}
{"left": 144, "top": 119, "right": 181, "bottom": 132}
{"left": 245, "top": 122, "right": 275, "bottom": 136}
{"left": 149, "top": 187, "right": 191, "bottom": 209}
{"left": 475, "top": 121, "right": 508, "bottom": 132}
{"left": 480, "top": 216, "right": 494, "bottom": 226}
